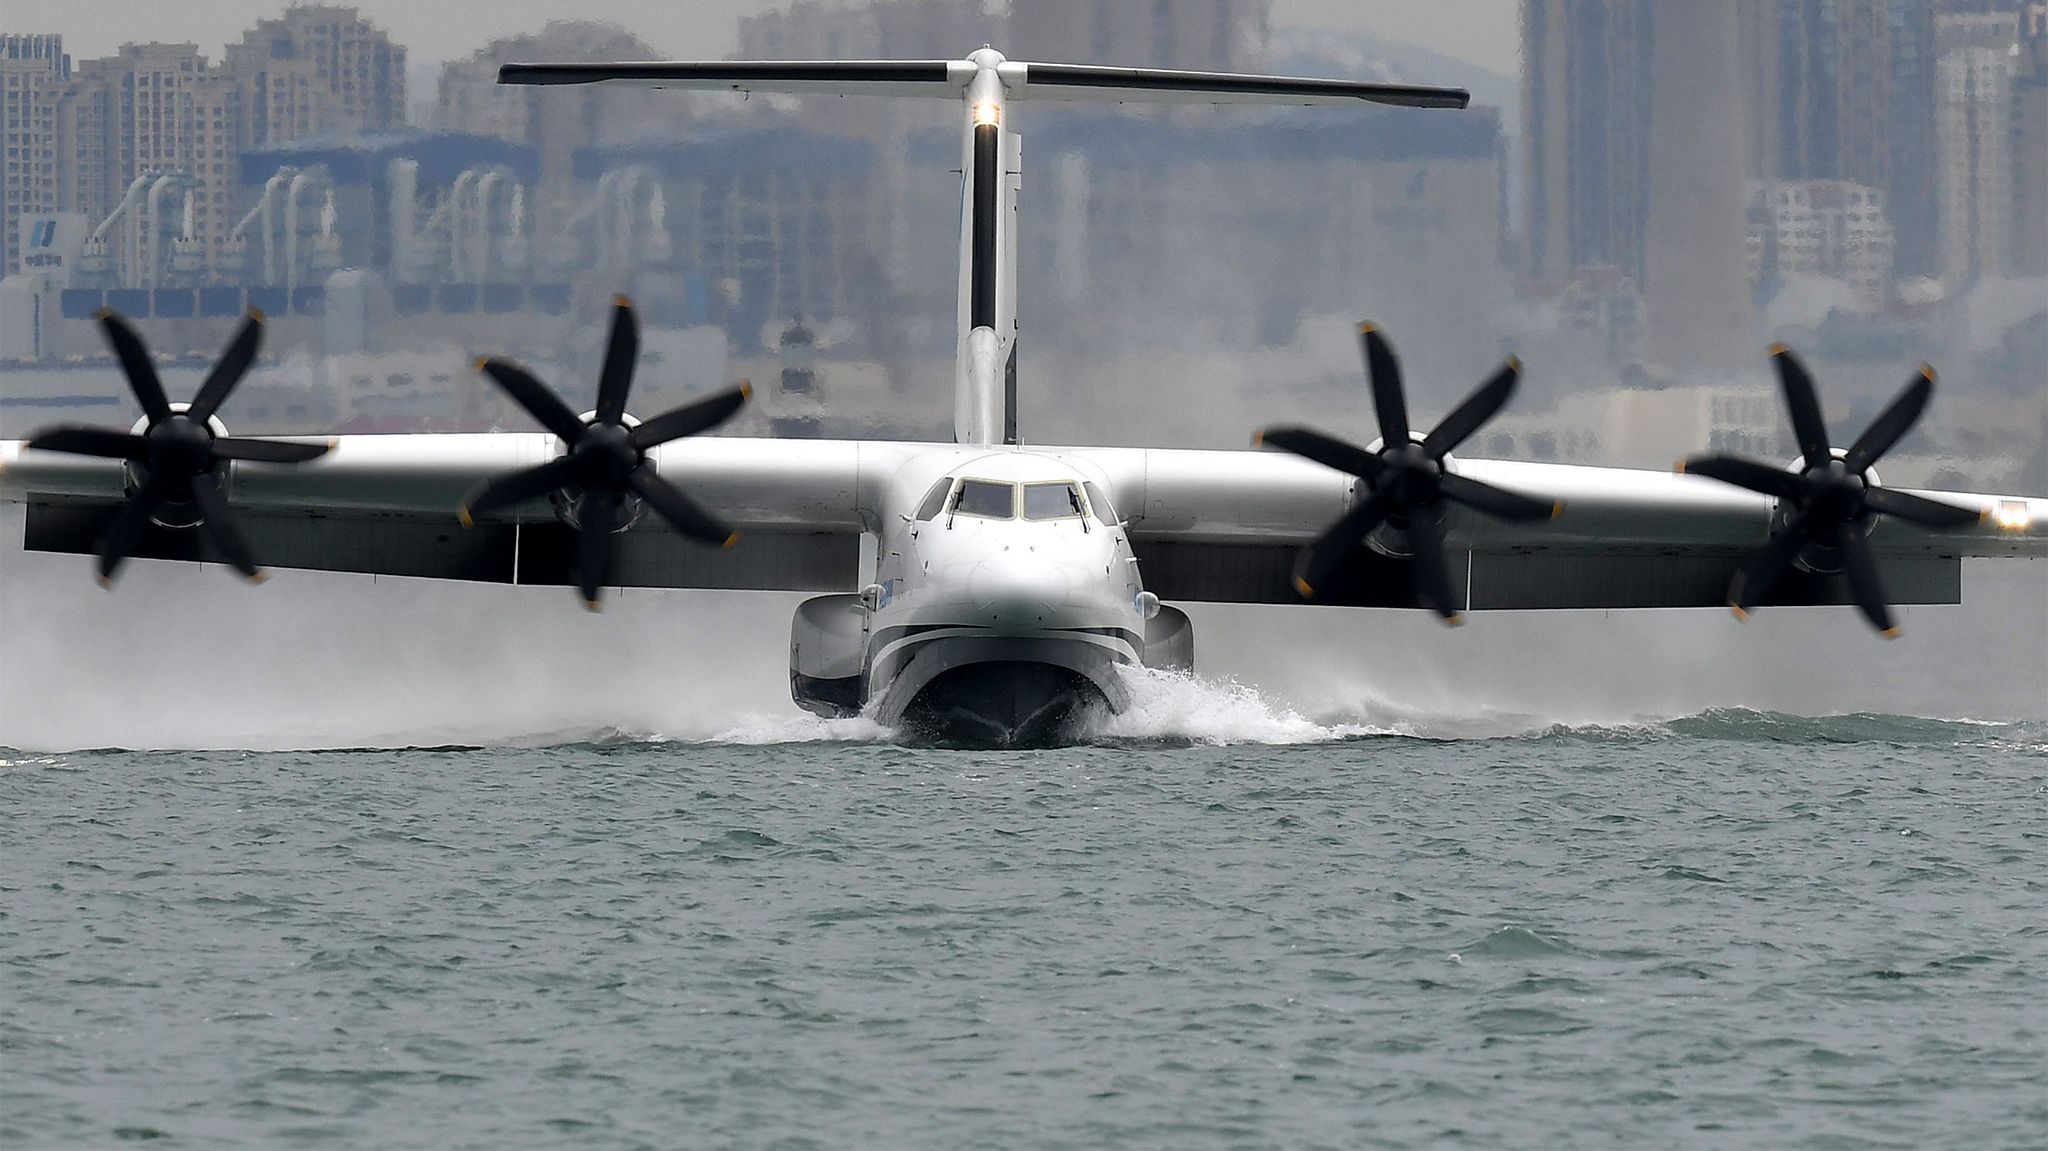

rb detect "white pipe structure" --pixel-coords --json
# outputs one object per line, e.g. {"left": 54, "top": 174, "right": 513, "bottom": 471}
{"left": 253, "top": 168, "right": 298, "bottom": 285}
{"left": 91, "top": 174, "right": 156, "bottom": 243}
{"left": 447, "top": 169, "right": 478, "bottom": 280}
{"left": 613, "top": 167, "right": 646, "bottom": 273}
{"left": 473, "top": 169, "right": 504, "bottom": 281}
{"left": 284, "top": 169, "right": 320, "bottom": 292}
{"left": 144, "top": 174, "right": 185, "bottom": 287}
{"left": 387, "top": 158, "right": 419, "bottom": 283}
{"left": 414, "top": 193, "right": 454, "bottom": 273}
{"left": 501, "top": 182, "right": 529, "bottom": 274}
{"left": 167, "top": 188, "right": 206, "bottom": 284}
{"left": 575, "top": 169, "right": 623, "bottom": 269}
{"left": 644, "top": 182, "right": 671, "bottom": 264}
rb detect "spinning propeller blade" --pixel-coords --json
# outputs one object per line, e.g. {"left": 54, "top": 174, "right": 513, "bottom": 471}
{"left": 1257, "top": 323, "right": 1558, "bottom": 619}
{"left": 26, "top": 309, "right": 330, "bottom": 585}
{"left": 464, "top": 297, "right": 751, "bottom": 607}
{"left": 1680, "top": 349, "right": 1978, "bottom": 635}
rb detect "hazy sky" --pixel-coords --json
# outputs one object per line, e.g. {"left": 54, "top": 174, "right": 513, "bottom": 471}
{"left": 4, "top": 0, "right": 1521, "bottom": 76}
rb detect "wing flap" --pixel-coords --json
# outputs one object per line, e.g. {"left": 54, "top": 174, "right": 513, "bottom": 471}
{"left": 1132, "top": 538, "right": 1962, "bottom": 611}
{"left": 23, "top": 501, "right": 858, "bottom": 593}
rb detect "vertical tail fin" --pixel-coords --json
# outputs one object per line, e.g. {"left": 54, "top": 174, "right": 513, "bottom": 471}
{"left": 499, "top": 51, "right": 1467, "bottom": 447}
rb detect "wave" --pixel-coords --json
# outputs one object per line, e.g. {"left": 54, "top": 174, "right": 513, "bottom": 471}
{"left": 2, "top": 692, "right": 2034, "bottom": 757}
{"left": 1510, "top": 708, "right": 2038, "bottom": 747}
{"left": 1079, "top": 665, "right": 1414, "bottom": 746}
{"left": 1079, "top": 671, "right": 2041, "bottom": 748}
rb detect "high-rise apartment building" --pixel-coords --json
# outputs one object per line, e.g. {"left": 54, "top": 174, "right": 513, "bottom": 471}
{"left": 1935, "top": 7, "right": 2023, "bottom": 286}
{"left": 73, "top": 44, "right": 245, "bottom": 281}
{"left": 1739, "top": 0, "right": 1941, "bottom": 275}
{"left": 1520, "top": 0, "right": 1654, "bottom": 285}
{"left": 1, "top": 34, "right": 69, "bottom": 277}
{"left": 53, "top": 70, "right": 110, "bottom": 229}
{"left": 2016, "top": 1, "right": 2048, "bottom": 275}
{"left": 1747, "top": 179, "right": 1897, "bottom": 306}
{"left": 1007, "top": 0, "right": 1270, "bottom": 70}
{"left": 735, "top": 0, "right": 1010, "bottom": 60}
{"left": 1521, "top": 2, "right": 1753, "bottom": 367}
{"left": 225, "top": 5, "right": 405, "bottom": 148}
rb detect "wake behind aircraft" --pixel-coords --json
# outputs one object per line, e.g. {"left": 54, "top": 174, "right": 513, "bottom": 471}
{"left": 2, "top": 48, "right": 2043, "bottom": 746}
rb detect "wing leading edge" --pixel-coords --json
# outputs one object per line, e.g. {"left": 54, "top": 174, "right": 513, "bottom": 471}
{"left": 0, "top": 434, "right": 892, "bottom": 594}
{"left": 1069, "top": 446, "right": 2046, "bottom": 612}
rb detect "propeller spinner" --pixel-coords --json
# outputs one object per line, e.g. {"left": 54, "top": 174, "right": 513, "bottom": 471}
{"left": 1678, "top": 346, "right": 1982, "bottom": 636}
{"left": 463, "top": 296, "right": 751, "bottom": 609}
{"left": 26, "top": 309, "right": 330, "bottom": 585}
{"left": 1255, "top": 323, "right": 1561, "bottom": 622}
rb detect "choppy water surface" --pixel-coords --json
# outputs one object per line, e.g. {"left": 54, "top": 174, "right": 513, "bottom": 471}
{"left": 4, "top": 684, "right": 2045, "bottom": 1149}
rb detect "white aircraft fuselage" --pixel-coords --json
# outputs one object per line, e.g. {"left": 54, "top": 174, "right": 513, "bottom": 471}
{"left": 855, "top": 450, "right": 1147, "bottom": 743}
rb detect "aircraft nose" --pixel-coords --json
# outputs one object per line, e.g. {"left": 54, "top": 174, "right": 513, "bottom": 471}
{"left": 969, "top": 557, "right": 1072, "bottom": 625}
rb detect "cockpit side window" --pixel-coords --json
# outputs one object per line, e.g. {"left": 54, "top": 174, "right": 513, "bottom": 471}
{"left": 1022, "top": 481, "right": 1085, "bottom": 521}
{"left": 953, "top": 478, "right": 1015, "bottom": 519}
{"left": 1083, "top": 481, "right": 1118, "bottom": 525}
{"left": 915, "top": 477, "right": 953, "bottom": 521}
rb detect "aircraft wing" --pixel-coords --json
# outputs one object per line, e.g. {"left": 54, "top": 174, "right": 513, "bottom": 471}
{"left": 1065, "top": 447, "right": 2048, "bottom": 612}
{"left": 0, "top": 434, "right": 894, "bottom": 594}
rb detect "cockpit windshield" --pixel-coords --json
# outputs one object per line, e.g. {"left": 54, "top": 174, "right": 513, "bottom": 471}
{"left": 952, "top": 478, "right": 1015, "bottom": 519}
{"left": 1022, "top": 481, "right": 1086, "bottom": 521}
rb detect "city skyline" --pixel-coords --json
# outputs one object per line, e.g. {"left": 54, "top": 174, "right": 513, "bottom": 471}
{"left": 2, "top": 0, "right": 1523, "bottom": 76}
{"left": 0, "top": 0, "right": 2040, "bottom": 490}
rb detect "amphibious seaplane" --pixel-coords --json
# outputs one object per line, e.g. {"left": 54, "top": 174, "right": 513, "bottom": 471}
{"left": 2, "top": 48, "right": 2043, "bottom": 746}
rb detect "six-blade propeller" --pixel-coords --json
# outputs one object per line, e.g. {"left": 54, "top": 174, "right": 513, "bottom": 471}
{"left": 26, "top": 309, "right": 330, "bottom": 585}
{"left": 462, "top": 296, "right": 751, "bottom": 609}
{"left": 1255, "top": 323, "right": 1560, "bottom": 622}
{"left": 1678, "top": 345, "right": 1982, "bottom": 636}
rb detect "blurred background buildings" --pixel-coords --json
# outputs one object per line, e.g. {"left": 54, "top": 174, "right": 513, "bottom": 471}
{"left": 0, "top": 1, "right": 2041, "bottom": 487}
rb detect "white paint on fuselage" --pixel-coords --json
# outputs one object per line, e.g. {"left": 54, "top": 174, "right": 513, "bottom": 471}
{"left": 864, "top": 449, "right": 1145, "bottom": 708}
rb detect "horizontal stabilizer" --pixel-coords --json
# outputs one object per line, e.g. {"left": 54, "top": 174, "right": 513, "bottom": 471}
{"left": 1011, "top": 63, "right": 1469, "bottom": 109}
{"left": 498, "top": 59, "right": 974, "bottom": 96}
{"left": 498, "top": 58, "right": 1467, "bottom": 109}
